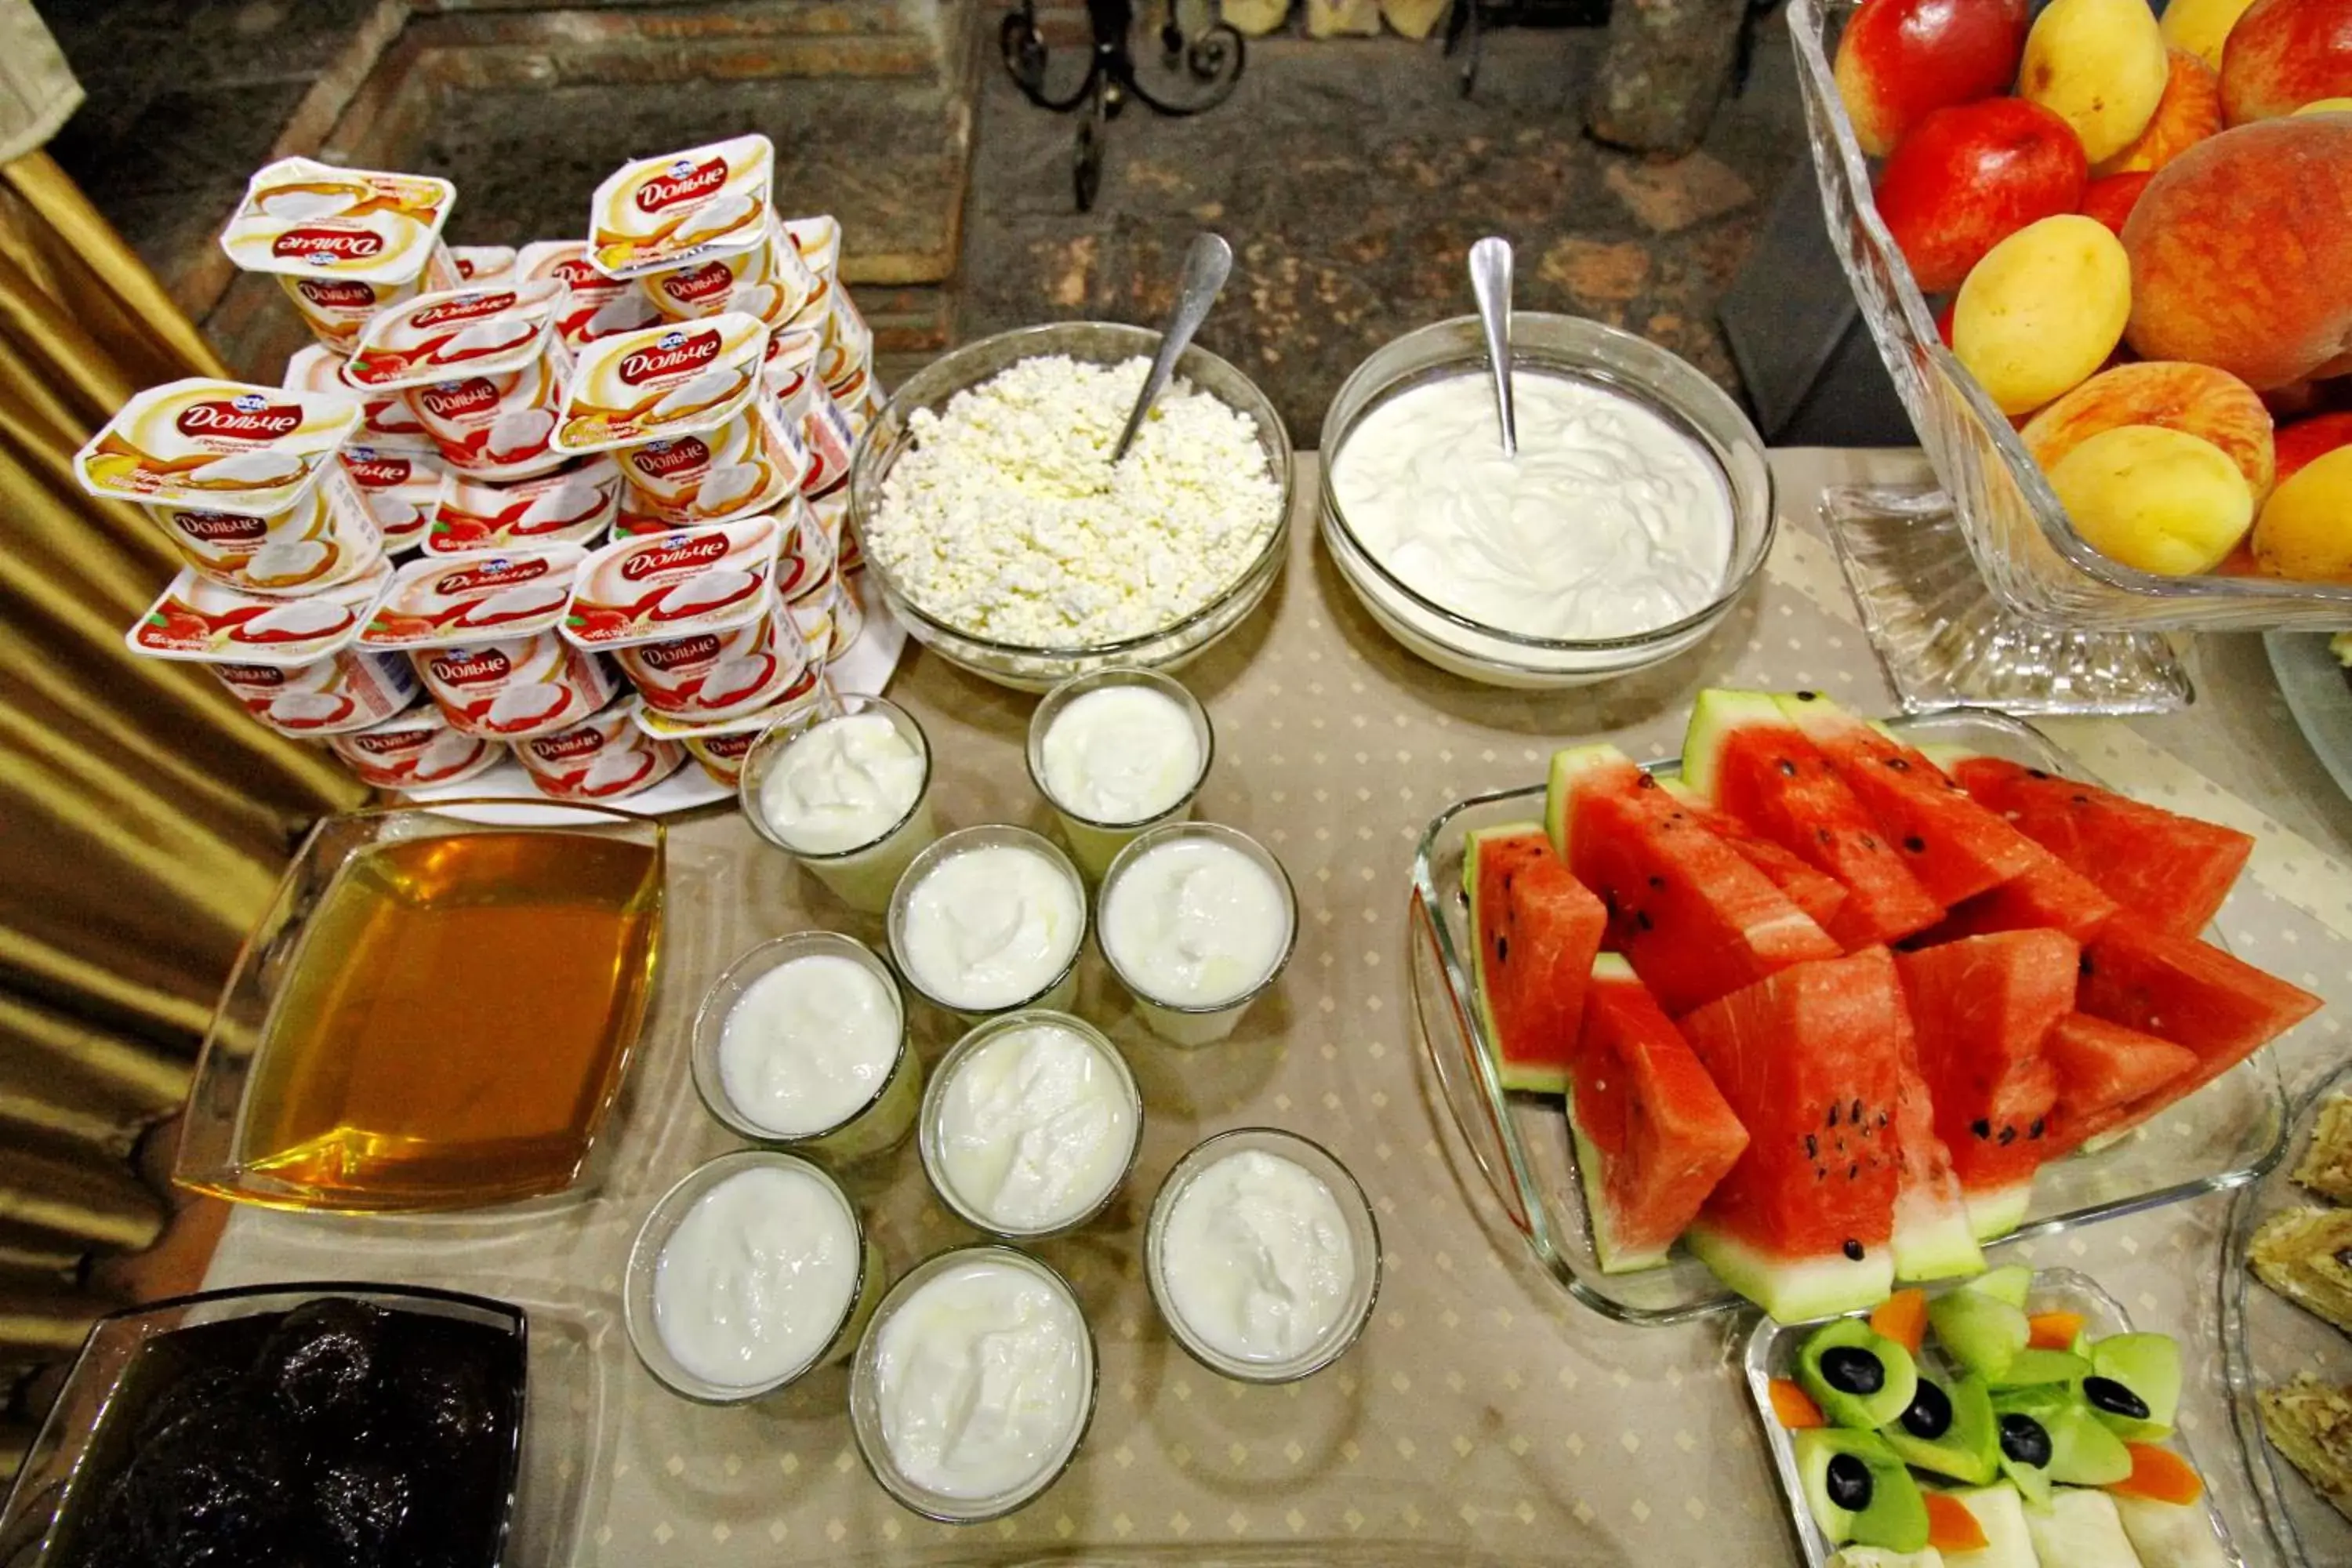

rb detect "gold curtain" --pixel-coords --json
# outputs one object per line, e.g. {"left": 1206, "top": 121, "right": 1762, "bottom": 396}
{"left": 0, "top": 151, "right": 366, "bottom": 1408}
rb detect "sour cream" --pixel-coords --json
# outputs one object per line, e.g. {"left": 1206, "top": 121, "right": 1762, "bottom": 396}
{"left": 895, "top": 841, "right": 1083, "bottom": 1011}
{"left": 652, "top": 1163, "right": 861, "bottom": 1390}
{"left": 1158, "top": 1148, "right": 1356, "bottom": 1366}
{"left": 759, "top": 712, "right": 924, "bottom": 854}
{"left": 718, "top": 953, "right": 898, "bottom": 1138}
{"left": 1038, "top": 685, "right": 1203, "bottom": 825}
{"left": 928, "top": 1018, "right": 1138, "bottom": 1232}
{"left": 1329, "top": 371, "right": 1733, "bottom": 641}
{"left": 870, "top": 1255, "right": 1091, "bottom": 1503}
{"left": 1101, "top": 834, "right": 1289, "bottom": 1008}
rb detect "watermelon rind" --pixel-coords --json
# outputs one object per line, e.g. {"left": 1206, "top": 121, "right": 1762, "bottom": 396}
{"left": 1568, "top": 1115, "right": 1673, "bottom": 1275}
{"left": 1677, "top": 688, "right": 1788, "bottom": 804}
{"left": 1891, "top": 1178, "right": 1986, "bottom": 1285}
{"left": 1542, "top": 742, "right": 1631, "bottom": 860}
{"left": 1964, "top": 1181, "right": 2034, "bottom": 1243}
{"left": 1463, "top": 822, "right": 1572, "bottom": 1097}
{"left": 1684, "top": 1221, "right": 1893, "bottom": 1323}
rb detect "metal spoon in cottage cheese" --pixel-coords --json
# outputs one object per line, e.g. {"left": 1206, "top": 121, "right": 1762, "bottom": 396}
{"left": 1109, "top": 232, "right": 1234, "bottom": 466}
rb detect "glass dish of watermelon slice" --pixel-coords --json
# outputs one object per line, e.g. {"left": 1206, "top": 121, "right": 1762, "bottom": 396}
{"left": 1408, "top": 709, "right": 2291, "bottom": 1327}
{"left": 1740, "top": 1269, "right": 2246, "bottom": 1567}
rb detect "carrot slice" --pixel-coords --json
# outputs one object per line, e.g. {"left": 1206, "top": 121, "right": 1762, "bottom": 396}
{"left": 2111, "top": 1443, "right": 2205, "bottom": 1505}
{"left": 2027, "top": 1310, "right": 2086, "bottom": 1352}
{"left": 1770, "top": 1377, "right": 1827, "bottom": 1429}
{"left": 1925, "top": 1492, "right": 1991, "bottom": 1552}
{"left": 1871, "top": 1288, "right": 1929, "bottom": 1358}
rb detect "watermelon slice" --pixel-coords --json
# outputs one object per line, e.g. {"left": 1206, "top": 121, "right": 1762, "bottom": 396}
{"left": 1918, "top": 855, "right": 2120, "bottom": 946}
{"left": 1547, "top": 744, "right": 1841, "bottom": 1018}
{"left": 1681, "top": 689, "right": 1946, "bottom": 950}
{"left": 1567, "top": 955, "right": 1750, "bottom": 1274}
{"left": 1886, "top": 1002, "right": 1987, "bottom": 1283}
{"left": 1951, "top": 755, "right": 2255, "bottom": 937}
{"left": 1464, "top": 824, "right": 1606, "bottom": 1095}
{"left": 1677, "top": 948, "right": 1907, "bottom": 1320}
{"left": 2040, "top": 1013, "right": 2198, "bottom": 1154}
{"left": 1657, "top": 777, "right": 1852, "bottom": 935}
{"left": 1894, "top": 931, "right": 2079, "bottom": 1242}
{"left": 1775, "top": 693, "right": 2045, "bottom": 906}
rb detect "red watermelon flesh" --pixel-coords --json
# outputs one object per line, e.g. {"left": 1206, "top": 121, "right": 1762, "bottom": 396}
{"left": 1659, "top": 778, "right": 1853, "bottom": 935}
{"left": 1894, "top": 930, "right": 2078, "bottom": 1239}
{"left": 1677, "top": 948, "right": 1906, "bottom": 1320}
{"left": 1775, "top": 693, "right": 2044, "bottom": 906}
{"left": 1547, "top": 745, "right": 1841, "bottom": 1018}
{"left": 1688, "top": 696, "right": 1946, "bottom": 951}
{"left": 1952, "top": 755, "right": 2254, "bottom": 936}
{"left": 1465, "top": 824, "right": 1606, "bottom": 1096}
{"left": 1915, "top": 853, "right": 2119, "bottom": 946}
{"left": 2040, "top": 1013, "right": 2198, "bottom": 1155}
{"left": 1567, "top": 954, "right": 1750, "bottom": 1274}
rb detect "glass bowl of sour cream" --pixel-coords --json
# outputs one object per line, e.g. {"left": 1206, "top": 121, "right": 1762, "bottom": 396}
{"left": 1319, "top": 314, "right": 1773, "bottom": 688}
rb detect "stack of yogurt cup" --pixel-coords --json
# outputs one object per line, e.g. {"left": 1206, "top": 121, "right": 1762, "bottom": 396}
{"left": 619, "top": 668, "right": 1380, "bottom": 1523}
{"left": 93, "top": 132, "right": 891, "bottom": 799}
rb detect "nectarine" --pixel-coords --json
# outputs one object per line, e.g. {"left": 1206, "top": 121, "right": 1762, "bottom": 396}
{"left": 2022, "top": 361, "right": 2276, "bottom": 496}
{"left": 2121, "top": 117, "right": 2352, "bottom": 389}
{"left": 1953, "top": 215, "right": 2132, "bottom": 415}
{"left": 2049, "top": 424, "right": 2256, "bottom": 574}
{"left": 2020, "top": 0, "right": 2171, "bottom": 163}
{"left": 2251, "top": 446, "right": 2352, "bottom": 577}
{"left": 2161, "top": 0, "right": 2264, "bottom": 70}
{"left": 2276, "top": 412, "right": 2352, "bottom": 481}
{"left": 2080, "top": 172, "right": 2156, "bottom": 233}
{"left": 2096, "top": 50, "right": 2226, "bottom": 173}
{"left": 1875, "top": 99, "right": 2089, "bottom": 293}
{"left": 2220, "top": 0, "right": 2352, "bottom": 123}
{"left": 1834, "top": 0, "right": 2031, "bottom": 156}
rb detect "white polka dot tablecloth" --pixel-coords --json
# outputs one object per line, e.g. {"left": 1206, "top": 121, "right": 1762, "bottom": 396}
{"left": 204, "top": 449, "right": 2352, "bottom": 1566}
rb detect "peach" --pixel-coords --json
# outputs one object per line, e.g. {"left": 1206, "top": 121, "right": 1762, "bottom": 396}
{"left": 2080, "top": 172, "right": 2155, "bottom": 234}
{"left": 2161, "top": 0, "right": 2264, "bottom": 69}
{"left": 1952, "top": 215, "right": 2132, "bottom": 415}
{"left": 2095, "top": 50, "right": 2226, "bottom": 173}
{"left": 1834, "top": 0, "right": 2031, "bottom": 156}
{"left": 2048, "top": 424, "right": 2256, "bottom": 574}
{"left": 2122, "top": 117, "right": 2352, "bottom": 390}
{"left": 2020, "top": 0, "right": 2171, "bottom": 163}
{"left": 2220, "top": 0, "right": 2352, "bottom": 122}
{"left": 2022, "top": 361, "right": 2276, "bottom": 496}
{"left": 2275, "top": 412, "right": 2352, "bottom": 481}
{"left": 2250, "top": 445, "right": 2352, "bottom": 576}
{"left": 1874, "top": 98, "right": 2088, "bottom": 294}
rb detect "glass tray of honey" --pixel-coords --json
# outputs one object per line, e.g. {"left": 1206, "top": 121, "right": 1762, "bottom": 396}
{"left": 175, "top": 801, "right": 665, "bottom": 1213}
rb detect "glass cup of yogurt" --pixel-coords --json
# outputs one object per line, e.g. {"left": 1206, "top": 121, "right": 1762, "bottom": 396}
{"left": 887, "top": 825, "right": 1087, "bottom": 1023}
{"left": 849, "top": 1243, "right": 1098, "bottom": 1523}
{"left": 1145, "top": 1127, "right": 1381, "bottom": 1385}
{"left": 1024, "top": 666, "right": 1214, "bottom": 880}
{"left": 689, "top": 932, "right": 920, "bottom": 1163}
{"left": 739, "top": 694, "right": 938, "bottom": 913}
{"left": 918, "top": 1010, "right": 1142, "bottom": 1240}
{"left": 624, "top": 1149, "right": 883, "bottom": 1403}
{"left": 1097, "top": 822, "right": 1298, "bottom": 1047}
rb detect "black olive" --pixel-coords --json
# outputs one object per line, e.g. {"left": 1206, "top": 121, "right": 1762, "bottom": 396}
{"left": 1824, "top": 1453, "right": 1874, "bottom": 1512}
{"left": 2083, "top": 1376, "right": 2151, "bottom": 1422}
{"left": 1900, "top": 1380, "right": 1955, "bottom": 1440}
{"left": 1842, "top": 1238, "right": 1865, "bottom": 1261}
{"left": 1999, "top": 1412, "right": 2053, "bottom": 1468}
{"left": 1820, "top": 1345, "right": 1886, "bottom": 1396}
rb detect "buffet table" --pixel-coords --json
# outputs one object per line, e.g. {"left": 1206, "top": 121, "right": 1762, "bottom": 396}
{"left": 201, "top": 448, "right": 2352, "bottom": 1566}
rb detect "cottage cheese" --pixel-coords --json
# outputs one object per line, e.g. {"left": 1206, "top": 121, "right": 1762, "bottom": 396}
{"left": 864, "top": 355, "right": 1280, "bottom": 647}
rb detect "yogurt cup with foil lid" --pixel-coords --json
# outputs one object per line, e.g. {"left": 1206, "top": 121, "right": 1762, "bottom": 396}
{"left": 519, "top": 238, "right": 662, "bottom": 349}
{"left": 344, "top": 281, "right": 566, "bottom": 390}
{"left": 328, "top": 702, "right": 503, "bottom": 790}
{"left": 409, "top": 634, "right": 619, "bottom": 741}
{"left": 218, "top": 157, "right": 460, "bottom": 350}
{"left": 829, "top": 576, "right": 867, "bottom": 660}
{"left": 123, "top": 563, "right": 416, "bottom": 736}
{"left": 809, "top": 485, "right": 851, "bottom": 567}
{"left": 339, "top": 445, "right": 445, "bottom": 552}
{"left": 284, "top": 343, "right": 432, "bottom": 448}
{"left": 515, "top": 697, "right": 685, "bottom": 801}
{"left": 612, "top": 588, "right": 808, "bottom": 724}
{"left": 76, "top": 377, "right": 361, "bottom": 514}
{"left": 782, "top": 215, "right": 841, "bottom": 283}
{"left": 639, "top": 216, "right": 815, "bottom": 328}
{"left": 798, "top": 379, "right": 858, "bottom": 499}
{"left": 818, "top": 287, "right": 873, "bottom": 396}
{"left": 588, "top": 132, "right": 775, "bottom": 281}
{"left": 428, "top": 456, "right": 622, "bottom": 555}
{"left": 361, "top": 546, "right": 619, "bottom": 740}
{"left": 605, "top": 405, "right": 802, "bottom": 534}
{"left": 140, "top": 463, "right": 384, "bottom": 597}
{"left": 634, "top": 661, "right": 837, "bottom": 785}
{"left": 451, "top": 245, "right": 517, "bottom": 285}
{"left": 560, "top": 512, "right": 786, "bottom": 652}
{"left": 554, "top": 312, "right": 768, "bottom": 452}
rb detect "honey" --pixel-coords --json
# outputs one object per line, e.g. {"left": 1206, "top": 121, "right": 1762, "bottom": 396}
{"left": 221, "top": 828, "right": 662, "bottom": 1210}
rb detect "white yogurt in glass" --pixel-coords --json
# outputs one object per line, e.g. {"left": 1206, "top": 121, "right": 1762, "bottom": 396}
{"left": 1102, "top": 834, "right": 1288, "bottom": 1007}
{"left": 892, "top": 833, "right": 1084, "bottom": 1015}
{"left": 718, "top": 953, "right": 898, "bottom": 1138}
{"left": 869, "top": 1254, "right": 1091, "bottom": 1506}
{"left": 1329, "top": 370, "right": 1733, "bottom": 641}
{"left": 651, "top": 1163, "right": 862, "bottom": 1391}
{"left": 926, "top": 1016, "right": 1138, "bottom": 1234}
{"left": 1040, "top": 685, "right": 1202, "bottom": 824}
{"left": 1158, "top": 1147, "right": 1357, "bottom": 1367}
{"left": 759, "top": 710, "right": 924, "bottom": 853}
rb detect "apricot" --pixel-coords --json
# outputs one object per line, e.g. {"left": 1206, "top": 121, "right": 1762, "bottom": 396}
{"left": 2295, "top": 97, "right": 2352, "bottom": 113}
{"left": 2122, "top": 117, "right": 2352, "bottom": 389}
{"left": 2048, "top": 424, "right": 2256, "bottom": 574}
{"left": 2251, "top": 446, "right": 2352, "bottom": 577}
{"left": 2160, "top": 0, "right": 2263, "bottom": 69}
{"left": 1952, "top": 216, "right": 2132, "bottom": 415}
{"left": 1834, "top": 0, "right": 2031, "bottom": 156}
{"left": 2020, "top": 0, "right": 2171, "bottom": 163}
{"left": 2022, "top": 361, "right": 2275, "bottom": 496}
{"left": 2096, "top": 50, "right": 2226, "bottom": 173}
{"left": 2219, "top": 0, "right": 2352, "bottom": 123}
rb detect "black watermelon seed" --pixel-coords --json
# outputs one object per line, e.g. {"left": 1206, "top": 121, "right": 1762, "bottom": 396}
{"left": 1902, "top": 835, "right": 1926, "bottom": 853}
{"left": 1970, "top": 1118, "right": 1992, "bottom": 1140}
{"left": 1824, "top": 1453, "right": 1872, "bottom": 1512}
{"left": 1777, "top": 758, "right": 1798, "bottom": 777}
{"left": 1636, "top": 774, "right": 1659, "bottom": 790}
{"left": 1820, "top": 1346, "right": 1886, "bottom": 1396}
{"left": 2030, "top": 1119, "right": 2045, "bottom": 1139}
{"left": 1852, "top": 1098, "right": 1864, "bottom": 1123}
{"left": 1900, "top": 1381, "right": 1955, "bottom": 1440}
{"left": 2083, "top": 1377, "right": 2150, "bottom": 1421}
{"left": 1886, "top": 757, "right": 1911, "bottom": 771}
{"left": 2080, "top": 952, "right": 2096, "bottom": 977}
{"left": 1998, "top": 1126, "right": 2017, "bottom": 1146}
{"left": 1848, "top": 1163, "right": 1858, "bottom": 1180}
{"left": 1999, "top": 1414, "right": 2053, "bottom": 1468}
{"left": 1648, "top": 874, "right": 1666, "bottom": 890}
{"left": 2071, "top": 793, "right": 2090, "bottom": 805}
{"left": 1805, "top": 1134, "right": 1818, "bottom": 1158}
{"left": 1495, "top": 937, "right": 1508, "bottom": 964}
{"left": 1842, "top": 1238, "right": 1865, "bottom": 1261}
{"left": 1860, "top": 833, "right": 1879, "bottom": 850}
{"left": 1828, "top": 1104, "right": 1841, "bottom": 1127}
{"left": 2027, "top": 768, "right": 2049, "bottom": 780}
{"left": 1635, "top": 909, "right": 1654, "bottom": 931}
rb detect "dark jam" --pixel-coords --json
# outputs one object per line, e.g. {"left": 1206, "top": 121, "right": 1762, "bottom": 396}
{"left": 49, "top": 1297, "right": 523, "bottom": 1568}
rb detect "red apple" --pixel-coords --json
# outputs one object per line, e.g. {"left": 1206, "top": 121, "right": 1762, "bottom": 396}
{"left": 2220, "top": 0, "right": 2352, "bottom": 123}
{"left": 2080, "top": 172, "right": 2157, "bottom": 233}
{"left": 1835, "top": 0, "right": 2032, "bottom": 155}
{"left": 2275, "top": 412, "right": 2352, "bottom": 481}
{"left": 1875, "top": 98, "right": 2091, "bottom": 293}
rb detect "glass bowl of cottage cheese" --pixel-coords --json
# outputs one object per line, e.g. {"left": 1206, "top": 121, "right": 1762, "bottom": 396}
{"left": 848, "top": 322, "right": 1293, "bottom": 691}
{"left": 1319, "top": 314, "right": 1773, "bottom": 688}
